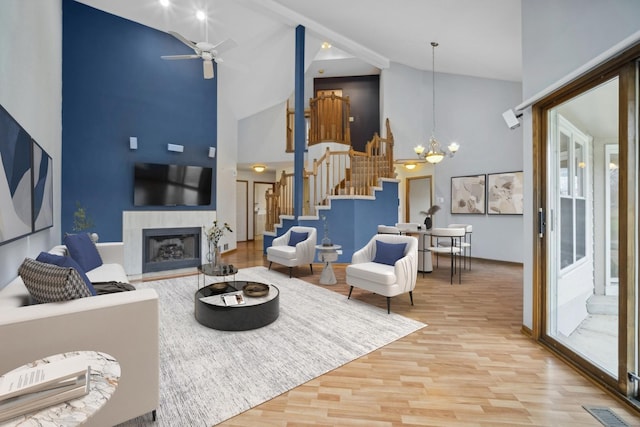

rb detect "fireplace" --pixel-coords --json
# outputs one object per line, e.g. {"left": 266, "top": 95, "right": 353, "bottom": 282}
{"left": 142, "top": 227, "right": 201, "bottom": 273}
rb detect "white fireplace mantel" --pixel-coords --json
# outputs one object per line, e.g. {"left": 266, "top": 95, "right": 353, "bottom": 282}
{"left": 123, "top": 210, "right": 216, "bottom": 276}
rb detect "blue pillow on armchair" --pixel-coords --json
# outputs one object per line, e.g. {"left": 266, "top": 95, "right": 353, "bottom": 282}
{"left": 63, "top": 233, "right": 103, "bottom": 272}
{"left": 36, "top": 252, "right": 97, "bottom": 296}
{"left": 288, "top": 231, "right": 309, "bottom": 247}
{"left": 373, "top": 240, "right": 407, "bottom": 266}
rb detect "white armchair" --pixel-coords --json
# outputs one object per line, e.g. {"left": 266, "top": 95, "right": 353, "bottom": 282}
{"left": 267, "top": 226, "right": 317, "bottom": 278}
{"left": 346, "top": 234, "right": 418, "bottom": 313}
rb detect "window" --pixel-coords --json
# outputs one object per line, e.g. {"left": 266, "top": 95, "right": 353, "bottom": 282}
{"left": 557, "top": 115, "right": 589, "bottom": 270}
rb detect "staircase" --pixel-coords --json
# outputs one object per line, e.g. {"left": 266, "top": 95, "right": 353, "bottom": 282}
{"left": 265, "top": 118, "right": 396, "bottom": 232}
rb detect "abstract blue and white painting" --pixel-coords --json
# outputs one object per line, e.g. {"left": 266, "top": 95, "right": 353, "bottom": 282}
{"left": 33, "top": 140, "right": 53, "bottom": 231}
{"left": 0, "top": 105, "right": 33, "bottom": 244}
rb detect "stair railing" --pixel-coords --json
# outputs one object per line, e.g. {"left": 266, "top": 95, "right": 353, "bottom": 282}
{"left": 265, "top": 119, "right": 395, "bottom": 232}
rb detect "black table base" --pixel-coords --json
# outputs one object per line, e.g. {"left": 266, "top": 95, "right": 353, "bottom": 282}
{"left": 194, "top": 281, "right": 279, "bottom": 331}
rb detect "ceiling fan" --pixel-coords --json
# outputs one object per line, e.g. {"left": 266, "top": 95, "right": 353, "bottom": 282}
{"left": 161, "top": 31, "right": 236, "bottom": 79}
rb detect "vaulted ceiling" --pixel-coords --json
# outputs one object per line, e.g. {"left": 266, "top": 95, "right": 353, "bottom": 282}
{"left": 76, "top": 0, "right": 522, "bottom": 119}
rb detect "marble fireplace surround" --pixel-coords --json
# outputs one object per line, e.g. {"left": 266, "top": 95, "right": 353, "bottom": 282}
{"left": 123, "top": 210, "right": 216, "bottom": 277}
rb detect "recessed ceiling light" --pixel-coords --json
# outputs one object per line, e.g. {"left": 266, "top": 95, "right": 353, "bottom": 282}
{"left": 159, "top": 0, "right": 170, "bottom": 7}
{"left": 404, "top": 163, "right": 417, "bottom": 170}
{"left": 196, "top": 10, "right": 206, "bottom": 21}
{"left": 321, "top": 42, "right": 331, "bottom": 49}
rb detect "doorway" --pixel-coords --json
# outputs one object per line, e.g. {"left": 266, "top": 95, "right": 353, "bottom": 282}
{"left": 253, "top": 182, "right": 274, "bottom": 241}
{"left": 405, "top": 175, "right": 433, "bottom": 224}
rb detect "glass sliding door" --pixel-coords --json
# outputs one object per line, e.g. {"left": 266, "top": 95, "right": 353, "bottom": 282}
{"left": 536, "top": 55, "right": 639, "bottom": 401}
{"left": 545, "top": 77, "right": 621, "bottom": 378}
{"left": 546, "top": 84, "right": 618, "bottom": 378}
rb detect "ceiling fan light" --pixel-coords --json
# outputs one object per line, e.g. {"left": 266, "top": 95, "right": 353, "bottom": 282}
{"left": 203, "top": 60, "right": 214, "bottom": 79}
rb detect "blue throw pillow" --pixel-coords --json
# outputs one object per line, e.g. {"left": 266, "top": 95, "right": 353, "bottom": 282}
{"left": 36, "top": 252, "right": 97, "bottom": 296}
{"left": 373, "top": 240, "right": 407, "bottom": 266}
{"left": 288, "top": 231, "right": 309, "bottom": 247}
{"left": 63, "top": 233, "right": 103, "bottom": 273}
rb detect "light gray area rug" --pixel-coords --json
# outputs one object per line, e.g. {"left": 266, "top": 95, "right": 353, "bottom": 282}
{"left": 118, "top": 266, "right": 426, "bottom": 426}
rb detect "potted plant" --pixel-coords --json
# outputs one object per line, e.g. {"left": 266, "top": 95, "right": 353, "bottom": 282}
{"left": 72, "top": 201, "right": 98, "bottom": 242}
{"left": 420, "top": 205, "right": 440, "bottom": 230}
{"left": 204, "top": 220, "right": 233, "bottom": 270}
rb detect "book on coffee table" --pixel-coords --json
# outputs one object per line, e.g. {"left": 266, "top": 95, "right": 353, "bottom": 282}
{"left": 222, "top": 293, "right": 245, "bottom": 306}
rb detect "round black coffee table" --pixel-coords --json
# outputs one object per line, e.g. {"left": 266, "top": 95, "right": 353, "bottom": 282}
{"left": 194, "top": 281, "right": 279, "bottom": 331}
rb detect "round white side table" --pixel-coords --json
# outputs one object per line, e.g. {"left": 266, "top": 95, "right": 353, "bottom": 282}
{"left": 316, "top": 244, "right": 342, "bottom": 285}
{"left": 0, "top": 351, "right": 120, "bottom": 426}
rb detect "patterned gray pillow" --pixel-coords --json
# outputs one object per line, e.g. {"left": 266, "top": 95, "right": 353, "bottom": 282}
{"left": 18, "top": 258, "right": 93, "bottom": 304}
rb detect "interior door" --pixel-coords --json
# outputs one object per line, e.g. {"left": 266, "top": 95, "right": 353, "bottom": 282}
{"left": 253, "top": 182, "right": 274, "bottom": 240}
{"left": 405, "top": 175, "right": 432, "bottom": 224}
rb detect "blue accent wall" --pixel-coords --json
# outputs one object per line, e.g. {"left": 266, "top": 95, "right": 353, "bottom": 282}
{"left": 264, "top": 181, "right": 398, "bottom": 262}
{"left": 62, "top": 0, "right": 217, "bottom": 241}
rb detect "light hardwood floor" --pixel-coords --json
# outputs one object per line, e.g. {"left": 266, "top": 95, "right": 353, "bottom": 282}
{"left": 213, "top": 240, "right": 640, "bottom": 426}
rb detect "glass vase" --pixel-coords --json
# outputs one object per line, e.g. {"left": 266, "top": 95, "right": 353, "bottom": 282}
{"left": 207, "top": 240, "right": 222, "bottom": 271}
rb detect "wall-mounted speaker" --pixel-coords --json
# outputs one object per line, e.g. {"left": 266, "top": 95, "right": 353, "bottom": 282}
{"left": 167, "top": 143, "right": 184, "bottom": 153}
{"left": 208, "top": 147, "right": 216, "bottom": 158}
{"left": 502, "top": 109, "right": 522, "bottom": 130}
{"left": 129, "top": 137, "right": 138, "bottom": 150}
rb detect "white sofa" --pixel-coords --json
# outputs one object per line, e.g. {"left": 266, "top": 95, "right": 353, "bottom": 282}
{"left": 0, "top": 242, "right": 159, "bottom": 426}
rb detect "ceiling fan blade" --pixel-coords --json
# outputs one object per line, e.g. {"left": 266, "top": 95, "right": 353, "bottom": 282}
{"left": 203, "top": 60, "right": 214, "bottom": 79}
{"left": 168, "top": 31, "right": 198, "bottom": 50}
{"left": 211, "top": 38, "right": 238, "bottom": 54}
{"left": 161, "top": 54, "right": 200, "bottom": 60}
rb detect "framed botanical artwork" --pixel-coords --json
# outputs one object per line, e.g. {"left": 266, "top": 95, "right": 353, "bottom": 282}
{"left": 32, "top": 139, "right": 54, "bottom": 231}
{"left": 451, "top": 174, "right": 486, "bottom": 214}
{"left": 487, "top": 171, "right": 524, "bottom": 215}
{"left": 0, "top": 104, "right": 34, "bottom": 245}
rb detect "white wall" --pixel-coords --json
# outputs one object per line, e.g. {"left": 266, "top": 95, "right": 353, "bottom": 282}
{"left": 520, "top": 0, "right": 640, "bottom": 328}
{"left": 217, "top": 71, "right": 240, "bottom": 254}
{"left": 0, "top": 0, "right": 62, "bottom": 287}
{"left": 381, "top": 62, "right": 524, "bottom": 263}
{"left": 238, "top": 101, "right": 290, "bottom": 165}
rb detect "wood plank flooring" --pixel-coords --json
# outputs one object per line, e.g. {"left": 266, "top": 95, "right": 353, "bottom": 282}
{"left": 213, "top": 240, "right": 640, "bottom": 426}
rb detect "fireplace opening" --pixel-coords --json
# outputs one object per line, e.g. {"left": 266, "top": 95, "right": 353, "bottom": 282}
{"left": 142, "top": 227, "right": 201, "bottom": 273}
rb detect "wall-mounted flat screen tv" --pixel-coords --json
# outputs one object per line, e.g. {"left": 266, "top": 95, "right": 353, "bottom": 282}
{"left": 134, "top": 162, "right": 212, "bottom": 206}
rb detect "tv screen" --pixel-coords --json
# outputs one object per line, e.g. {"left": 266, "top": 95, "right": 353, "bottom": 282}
{"left": 134, "top": 162, "right": 212, "bottom": 206}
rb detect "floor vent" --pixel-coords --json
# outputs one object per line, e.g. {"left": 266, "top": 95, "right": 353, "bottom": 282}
{"left": 583, "top": 406, "right": 630, "bottom": 427}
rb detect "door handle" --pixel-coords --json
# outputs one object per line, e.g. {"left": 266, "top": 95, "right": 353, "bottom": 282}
{"left": 538, "top": 208, "right": 546, "bottom": 238}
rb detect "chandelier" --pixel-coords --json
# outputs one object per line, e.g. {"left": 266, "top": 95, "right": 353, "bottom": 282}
{"left": 414, "top": 42, "right": 459, "bottom": 164}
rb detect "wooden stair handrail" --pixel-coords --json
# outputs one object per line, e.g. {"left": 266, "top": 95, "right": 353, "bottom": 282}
{"left": 266, "top": 119, "right": 395, "bottom": 232}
